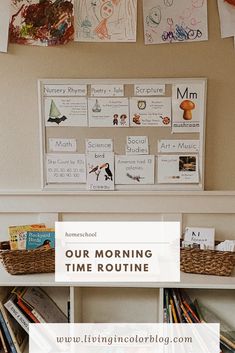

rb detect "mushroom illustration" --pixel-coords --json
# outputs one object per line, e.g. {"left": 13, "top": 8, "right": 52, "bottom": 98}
{"left": 180, "top": 100, "right": 195, "bottom": 120}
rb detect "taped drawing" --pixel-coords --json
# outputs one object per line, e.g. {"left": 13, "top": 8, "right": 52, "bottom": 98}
{"left": 75, "top": 0, "right": 137, "bottom": 42}
{"left": 143, "top": 0, "right": 208, "bottom": 45}
{"left": 9, "top": 0, "right": 74, "bottom": 46}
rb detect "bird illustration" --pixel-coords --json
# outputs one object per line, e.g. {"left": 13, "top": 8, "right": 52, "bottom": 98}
{"left": 100, "top": 163, "right": 113, "bottom": 181}
{"left": 89, "top": 165, "right": 102, "bottom": 181}
{"left": 36, "top": 240, "right": 51, "bottom": 250}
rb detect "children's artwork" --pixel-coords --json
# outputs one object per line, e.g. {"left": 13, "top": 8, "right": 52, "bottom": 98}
{"left": 217, "top": 0, "right": 235, "bottom": 38}
{"left": 10, "top": 0, "right": 74, "bottom": 46}
{"left": 157, "top": 154, "right": 199, "bottom": 183}
{"left": 75, "top": 0, "right": 137, "bottom": 42}
{"left": 45, "top": 97, "right": 88, "bottom": 127}
{"left": 115, "top": 155, "right": 155, "bottom": 185}
{"left": 0, "top": 0, "right": 10, "bottom": 52}
{"left": 143, "top": 0, "right": 208, "bottom": 45}
{"left": 88, "top": 98, "right": 129, "bottom": 127}
{"left": 46, "top": 154, "right": 86, "bottom": 183}
{"left": 172, "top": 84, "right": 203, "bottom": 133}
{"left": 86, "top": 152, "right": 114, "bottom": 191}
{"left": 130, "top": 97, "right": 171, "bottom": 127}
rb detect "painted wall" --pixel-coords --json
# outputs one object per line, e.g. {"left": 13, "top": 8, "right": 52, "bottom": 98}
{"left": 0, "top": 0, "right": 234, "bottom": 190}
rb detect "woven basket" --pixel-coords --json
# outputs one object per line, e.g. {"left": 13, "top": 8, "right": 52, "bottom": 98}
{"left": 0, "top": 243, "right": 55, "bottom": 275}
{"left": 181, "top": 248, "right": 235, "bottom": 276}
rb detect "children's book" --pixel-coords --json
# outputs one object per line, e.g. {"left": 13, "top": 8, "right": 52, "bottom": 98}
{"left": 8, "top": 224, "right": 46, "bottom": 250}
{"left": 4, "top": 294, "right": 30, "bottom": 333}
{"left": 25, "top": 229, "right": 55, "bottom": 250}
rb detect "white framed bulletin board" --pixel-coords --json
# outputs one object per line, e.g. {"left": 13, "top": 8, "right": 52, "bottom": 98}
{"left": 38, "top": 78, "right": 207, "bottom": 191}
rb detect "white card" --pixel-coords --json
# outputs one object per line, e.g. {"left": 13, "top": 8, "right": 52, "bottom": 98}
{"left": 157, "top": 154, "right": 199, "bottom": 184}
{"left": 91, "top": 85, "right": 124, "bottom": 97}
{"left": 49, "top": 138, "right": 77, "bottom": 152}
{"left": 86, "top": 152, "right": 114, "bottom": 191}
{"left": 134, "top": 84, "right": 165, "bottom": 96}
{"left": 115, "top": 155, "right": 155, "bottom": 185}
{"left": 158, "top": 140, "right": 200, "bottom": 153}
{"left": 0, "top": 0, "right": 10, "bottom": 53}
{"left": 184, "top": 227, "right": 215, "bottom": 250}
{"left": 126, "top": 136, "right": 149, "bottom": 155}
{"left": 45, "top": 97, "right": 88, "bottom": 127}
{"left": 130, "top": 97, "right": 171, "bottom": 127}
{"left": 46, "top": 154, "right": 86, "bottom": 184}
{"left": 172, "top": 84, "right": 204, "bottom": 133}
{"left": 86, "top": 139, "right": 113, "bottom": 152}
{"left": 88, "top": 98, "right": 129, "bottom": 127}
{"left": 44, "top": 85, "right": 87, "bottom": 97}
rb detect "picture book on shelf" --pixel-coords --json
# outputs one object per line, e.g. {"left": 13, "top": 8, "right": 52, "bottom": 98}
{"left": 25, "top": 229, "right": 55, "bottom": 250}
{"left": 8, "top": 224, "right": 46, "bottom": 250}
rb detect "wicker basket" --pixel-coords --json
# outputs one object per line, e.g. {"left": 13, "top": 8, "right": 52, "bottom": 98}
{"left": 0, "top": 243, "right": 55, "bottom": 275}
{"left": 180, "top": 247, "right": 235, "bottom": 276}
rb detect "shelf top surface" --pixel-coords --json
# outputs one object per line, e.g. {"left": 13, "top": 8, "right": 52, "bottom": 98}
{"left": 0, "top": 267, "right": 235, "bottom": 289}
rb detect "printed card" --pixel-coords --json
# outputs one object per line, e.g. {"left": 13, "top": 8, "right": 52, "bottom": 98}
{"left": 45, "top": 97, "right": 88, "bottom": 127}
{"left": 91, "top": 85, "right": 124, "bottom": 97}
{"left": 46, "top": 154, "right": 86, "bottom": 184}
{"left": 86, "top": 139, "right": 113, "bottom": 152}
{"left": 130, "top": 97, "right": 171, "bottom": 127}
{"left": 172, "top": 84, "right": 204, "bottom": 133}
{"left": 115, "top": 155, "right": 155, "bottom": 185}
{"left": 157, "top": 154, "right": 199, "bottom": 184}
{"left": 88, "top": 98, "right": 129, "bottom": 127}
{"left": 158, "top": 140, "right": 200, "bottom": 153}
{"left": 184, "top": 227, "right": 215, "bottom": 250}
{"left": 126, "top": 136, "right": 149, "bottom": 155}
{"left": 86, "top": 152, "right": 114, "bottom": 191}
{"left": 49, "top": 138, "right": 77, "bottom": 152}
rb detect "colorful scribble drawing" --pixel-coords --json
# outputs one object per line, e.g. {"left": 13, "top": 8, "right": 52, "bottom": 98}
{"left": 143, "top": 0, "right": 208, "bottom": 45}
{"left": 75, "top": 0, "right": 137, "bottom": 42}
{"left": 9, "top": 0, "right": 74, "bottom": 46}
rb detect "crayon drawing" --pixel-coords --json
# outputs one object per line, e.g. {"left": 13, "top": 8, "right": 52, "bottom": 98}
{"left": 75, "top": 0, "right": 137, "bottom": 42}
{"left": 9, "top": 0, "right": 74, "bottom": 46}
{"left": 143, "top": 0, "right": 208, "bottom": 45}
{"left": 0, "top": 0, "right": 10, "bottom": 52}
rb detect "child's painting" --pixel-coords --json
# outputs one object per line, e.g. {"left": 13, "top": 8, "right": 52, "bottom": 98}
{"left": 143, "top": 0, "right": 208, "bottom": 45}
{"left": 10, "top": 0, "right": 74, "bottom": 46}
{"left": 75, "top": 0, "right": 137, "bottom": 42}
{"left": 0, "top": 0, "right": 10, "bottom": 52}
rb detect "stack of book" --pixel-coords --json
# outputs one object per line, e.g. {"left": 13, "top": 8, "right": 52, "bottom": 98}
{"left": 8, "top": 224, "right": 55, "bottom": 251}
{"left": 164, "top": 289, "right": 235, "bottom": 353}
{"left": 0, "top": 287, "right": 68, "bottom": 353}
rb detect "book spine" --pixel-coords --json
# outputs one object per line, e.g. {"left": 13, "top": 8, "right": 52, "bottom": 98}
{"left": 0, "top": 312, "right": 17, "bottom": 353}
{"left": 4, "top": 300, "right": 29, "bottom": 334}
{"left": 17, "top": 299, "right": 39, "bottom": 324}
{"left": 32, "top": 310, "right": 46, "bottom": 323}
{"left": 0, "top": 327, "right": 8, "bottom": 353}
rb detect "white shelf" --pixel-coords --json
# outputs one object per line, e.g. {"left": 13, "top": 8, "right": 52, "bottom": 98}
{"left": 1, "top": 267, "right": 234, "bottom": 289}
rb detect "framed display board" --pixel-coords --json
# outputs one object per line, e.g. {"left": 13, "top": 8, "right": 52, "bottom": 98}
{"left": 38, "top": 78, "right": 207, "bottom": 191}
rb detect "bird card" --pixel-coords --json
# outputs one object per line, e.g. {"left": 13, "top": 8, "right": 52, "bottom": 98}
{"left": 157, "top": 154, "right": 199, "bottom": 183}
{"left": 46, "top": 154, "right": 86, "bottom": 184}
{"left": 88, "top": 98, "right": 129, "bottom": 127}
{"left": 172, "top": 84, "right": 204, "bottom": 133}
{"left": 45, "top": 97, "right": 88, "bottom": 127}
{"left": 115, "top": 155, "right": 155, "bottom": 184}
{"left": 26, "top": 229, "right": 55, "bottom": 250}
{"left": 129, "top": 97, "right": 171, "bottom": 127}
{"left": 86, "top": 152, "right": 114, "bottom": 191}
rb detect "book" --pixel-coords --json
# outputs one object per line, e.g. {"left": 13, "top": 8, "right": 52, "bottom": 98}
{"left": 0, "top": 292, "right": 27, "bottom": 353}
{"left": 14, "top": 287, "right": 67, "bottom": 323}
{"left": 16, "top": 298, "right": 40, "bottom": 324}
{"left": 0, "top": 311, "right": 17, "bottom": 353}
{"left": 8, "top": 224, "right": 45, "bottom": 250}
{"left": 4, "top": 294, "right": 30, "bottom": 333}
{"left": 25, "top": 229, "right": 55, "bottom": 250}
{"left": 0, "top": 326, "right": 9, "bottom": 353}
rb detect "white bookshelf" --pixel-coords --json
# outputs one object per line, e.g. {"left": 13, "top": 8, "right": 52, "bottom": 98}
{"left": 0, "top": 192, "right": 235, "bottom": 352}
